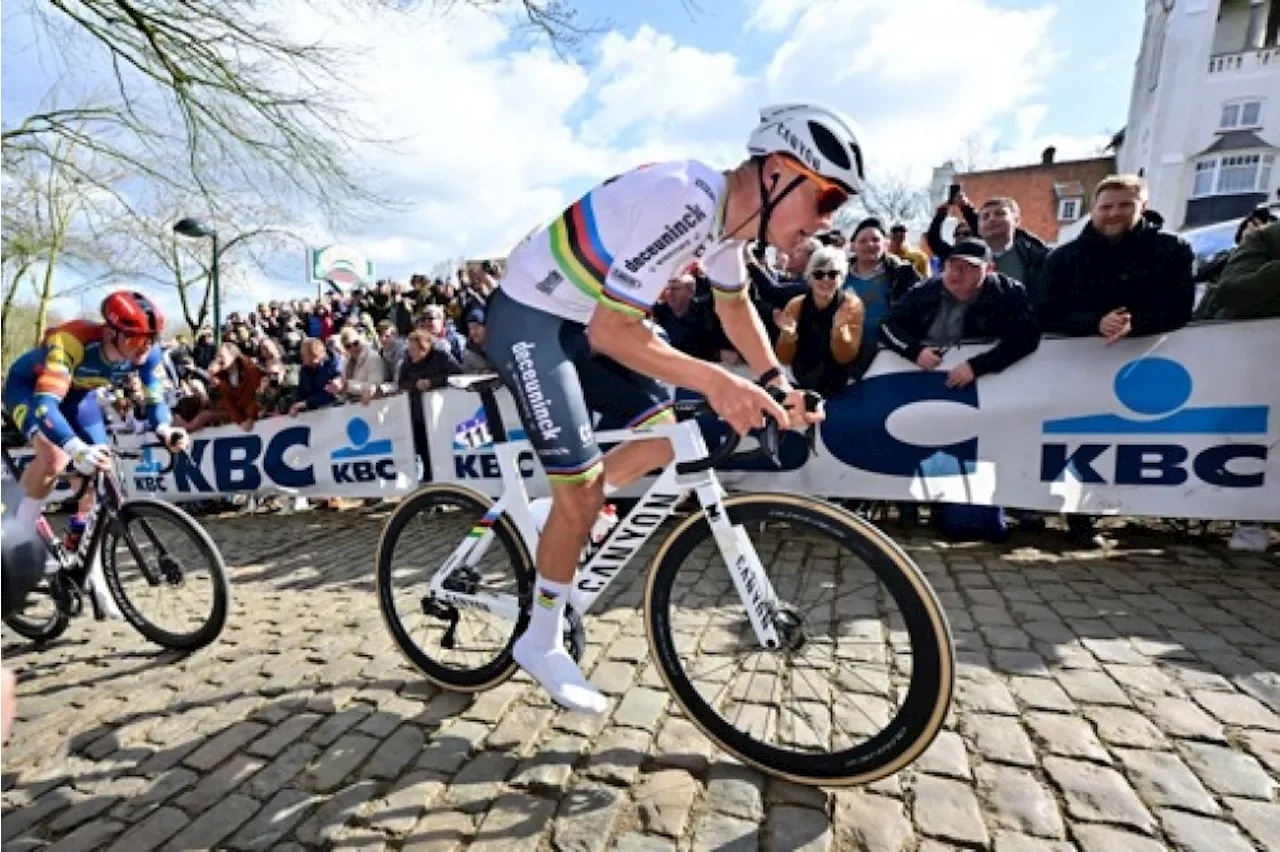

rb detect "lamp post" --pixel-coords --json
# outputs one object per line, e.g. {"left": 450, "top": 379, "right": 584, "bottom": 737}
{"left": 172, "top": 217, "right": 221, "bottom": 346}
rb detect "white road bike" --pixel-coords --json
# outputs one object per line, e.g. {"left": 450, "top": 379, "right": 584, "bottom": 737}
{"left": 375, "top": 376, "right": 954, "bottom": 786}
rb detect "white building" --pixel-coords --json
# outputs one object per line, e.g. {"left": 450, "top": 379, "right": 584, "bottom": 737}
{"left": 1119, "top": 0, "right": 1280, "bottom": 230}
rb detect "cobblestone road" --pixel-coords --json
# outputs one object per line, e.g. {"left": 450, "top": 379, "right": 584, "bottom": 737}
{"left": 3, "top": 508, "right": 1278, "bottom": 851}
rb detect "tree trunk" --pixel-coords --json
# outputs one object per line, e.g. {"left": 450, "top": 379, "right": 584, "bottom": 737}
{"left": 34, "top": 247, "right": 59, "bottom": 346}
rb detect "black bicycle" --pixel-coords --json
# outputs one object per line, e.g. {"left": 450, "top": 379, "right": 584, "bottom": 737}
{"left": 2, "top": 442, "right": 230, "bottom": 650}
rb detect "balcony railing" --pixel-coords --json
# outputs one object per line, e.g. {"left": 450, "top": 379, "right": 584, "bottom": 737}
{"left": 1208, "top": 46, "right": 1280, "bottom": 75}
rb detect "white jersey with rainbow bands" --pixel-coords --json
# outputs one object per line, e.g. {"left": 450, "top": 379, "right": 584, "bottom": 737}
{"left": 499, "top": 159, "right": 749, "bottom": 323}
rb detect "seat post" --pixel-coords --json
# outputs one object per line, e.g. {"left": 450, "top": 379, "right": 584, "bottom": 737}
{"left": 479, "top": 388, "right": 508, "bottom": 443}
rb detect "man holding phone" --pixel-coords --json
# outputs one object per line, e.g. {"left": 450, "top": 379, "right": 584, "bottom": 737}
{"left": 926, "top": 183, "right": 980, "bottom": 264}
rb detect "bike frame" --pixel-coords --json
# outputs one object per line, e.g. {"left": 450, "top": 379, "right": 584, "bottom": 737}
{"left": 426, "top": 418, "right": 784, "bottom": 649}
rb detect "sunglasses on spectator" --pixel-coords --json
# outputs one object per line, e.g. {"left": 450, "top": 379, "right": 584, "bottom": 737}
{"left": 810, "top": 269, "right": 842, "bottom": 280}
{"left": 784, "top": 157, "right": 851, "bottom": 216}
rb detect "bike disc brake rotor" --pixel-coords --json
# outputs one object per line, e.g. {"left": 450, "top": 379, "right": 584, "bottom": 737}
{"left": 157, "top": 555, "right": 184, "bottom": 585}
{"left": 563, "top": 605, "right": 586, "bottom": 662}
{"left": 772, "top": 601, "right": 806, "bottom": 652}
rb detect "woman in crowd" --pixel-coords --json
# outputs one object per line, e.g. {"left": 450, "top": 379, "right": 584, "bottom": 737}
{"left": 775, "top": 246, "right": 865, "bottom": 398}
{"left": 398, "top": 329, "right": 463, "bottom": 392}
{"left": 208, "top": 342, "right": 265, "bottom": 430}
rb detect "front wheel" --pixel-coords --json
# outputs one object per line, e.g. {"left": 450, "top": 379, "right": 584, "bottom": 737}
{"left": 645, "top": 493, "right": 954, "bottom": 787}
{"left": 101, "top": 498, "right": 230, "bottom": 651}
{"left": 3, "top": 579, "right": 70, "bottom": 644}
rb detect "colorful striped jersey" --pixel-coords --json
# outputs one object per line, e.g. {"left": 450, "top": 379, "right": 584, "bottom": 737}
{"left": 499, "top": 160, "right": 748, "bottom": 324}
{"left": 6, "top": 320, "right": 168, "bottom": 445}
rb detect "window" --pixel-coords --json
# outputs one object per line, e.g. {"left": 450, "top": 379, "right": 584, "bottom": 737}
{"left": 1057, "top": 198, "right": 1082, "bottom": 222}
{"left": 1220, "top": 99, "right": 1264, "bottom": 129}
{"left": 1192, "top": 160, "right": 1217, "bottom": 197}
{"left": 1190, "top": 153, "right": 1276, "bottom": 197}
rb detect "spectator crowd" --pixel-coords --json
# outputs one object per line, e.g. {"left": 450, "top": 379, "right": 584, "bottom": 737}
{"left": 99, "top": 175, "right": 1278, "bottom": 542}
{"left": 130, "top": 263, "right": 505, "bottom": 437}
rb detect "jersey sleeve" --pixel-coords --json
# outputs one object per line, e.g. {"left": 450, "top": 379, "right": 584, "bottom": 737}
{"left": 138, "top": 345, "right": 172, "bottom": 429}
{"left": 597, "top": 173, "right": 714, "bottom": 319}
{"left": 28, "top": 330, "right": 84, "bottom": 446}
{"left": 701, "top": 242, "right": 749, "bottom": 300}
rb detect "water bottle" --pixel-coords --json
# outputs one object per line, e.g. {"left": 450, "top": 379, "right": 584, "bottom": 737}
{"left": 63, "top": 514, "right": 89, "bottom": 553}
{"left": 529, "top": 497, "right": 552, "bottom": 532}
{"left": 589, "top": 503, "right": 618, "bottom": 546}
{"left": 530, "top": 498, "right": 615, "bottom": 537}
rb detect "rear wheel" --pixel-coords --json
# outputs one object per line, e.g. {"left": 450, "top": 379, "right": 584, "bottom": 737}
{"left": 376, "top": 484, "right": 533, "bottom": 691}
{"left": 3, "top": 579, "right": 70, "bottom": 644}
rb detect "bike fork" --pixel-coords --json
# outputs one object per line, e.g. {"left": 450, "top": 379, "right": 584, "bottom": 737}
{"left": 694, "top": 483, "right": 782, "bottom": 650}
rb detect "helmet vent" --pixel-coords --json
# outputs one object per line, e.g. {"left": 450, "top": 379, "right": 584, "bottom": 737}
{"left": 809, "top": 120, "right": 851, "bottom": 170}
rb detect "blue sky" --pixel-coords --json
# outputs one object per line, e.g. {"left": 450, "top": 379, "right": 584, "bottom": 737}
{"left": 3, "top": 0, "right": 1144, "bottom": 323}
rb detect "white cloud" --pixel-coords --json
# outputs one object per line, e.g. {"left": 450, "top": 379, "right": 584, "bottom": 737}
{"left": 745, "top": 0, "right": 811, "bottom": 33}
{"left": 758, "top": 0, "right": 1065, "bottom": 180}
{"left": 580, "top": 25, "right": 749, "bottom": 145}
{"left": 1014, "top": 104, "right": 1051, "bottom": 147}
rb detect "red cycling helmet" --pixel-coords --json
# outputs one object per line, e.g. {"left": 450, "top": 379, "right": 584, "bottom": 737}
{"left": 101, "top": 290, "right": 164, "bottom": 337}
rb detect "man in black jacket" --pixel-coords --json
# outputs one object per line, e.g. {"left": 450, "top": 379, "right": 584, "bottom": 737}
{"left": 1038, "top": 175, "right": 1194, "bottom": 340}
{"left": 879, "top": 238, "right": 1041, "bottom": 388}
{"left": 978, "top": 197, "right": 1049, "bottom": 305}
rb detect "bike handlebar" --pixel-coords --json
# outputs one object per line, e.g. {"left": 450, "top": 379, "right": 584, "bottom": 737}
{"left": 673, "top": 387, "right": 822, "bottom": 476}
{"left": 115, "top": 441, "right": 184, "bottom": 476}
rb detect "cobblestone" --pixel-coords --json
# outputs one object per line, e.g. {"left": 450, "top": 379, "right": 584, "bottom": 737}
{"left": 1114, "top": 748, "right": 1220, "bottom": 815}
{"left": 4, "top": 510, "right": 1277, "bottom": 852}
{"left": 975, "top": 763, "right": 1065, "bottom": 839}
{"left": 1043, "top": 758, "right": 1155, "bottom": 833}
{"left": 912, "top": 774, "right": 989, "bottom": 846}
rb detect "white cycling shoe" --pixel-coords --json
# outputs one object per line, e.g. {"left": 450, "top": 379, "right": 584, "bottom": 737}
{"left": 512, "top": 638, "right": 606, "bottom": 715}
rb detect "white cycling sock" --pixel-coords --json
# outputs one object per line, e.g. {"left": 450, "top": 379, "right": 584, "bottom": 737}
{"left": 523, "top": 576, "right": 569, "bottom": 651}
{"left": 16, "top": 497, "right": 43, "bottom": 530}
{"left": 514, "top": 576, "right": 605, "bottom": 714}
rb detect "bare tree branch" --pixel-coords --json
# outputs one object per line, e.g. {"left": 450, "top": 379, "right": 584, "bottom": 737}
{"left": 859, "top": 170, "right": 931, "bottom": 226}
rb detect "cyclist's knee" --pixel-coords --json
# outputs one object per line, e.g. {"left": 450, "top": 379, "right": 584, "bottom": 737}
{"left": 26, "top": 436, "right": 67, "bottom": 482}
{"left": 551, "top": 479, "right": 605, "bottom": 528}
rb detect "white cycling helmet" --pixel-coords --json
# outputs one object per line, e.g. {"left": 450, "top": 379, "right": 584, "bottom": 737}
{"left": 747, "top": 103, "right": 866, "bottom": 195}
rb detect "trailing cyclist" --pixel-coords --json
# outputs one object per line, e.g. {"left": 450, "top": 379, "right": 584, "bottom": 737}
{"left": 485, "top": 103, "right": 864, "bottom": 712}
{"left": 3, "top": 291, "right": 191, "bottom": 579}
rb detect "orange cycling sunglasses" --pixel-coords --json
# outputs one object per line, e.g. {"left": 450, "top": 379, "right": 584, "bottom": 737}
{"left": 113, "top": 329, "right": 158, "bottom": 350}
{"left": 782, "top": 156, "right": 851, "bottom": 216}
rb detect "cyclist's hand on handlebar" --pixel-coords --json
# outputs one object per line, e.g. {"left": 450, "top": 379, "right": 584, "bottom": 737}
{"left": 156, "top": 424, "right": 190, "bottom": 452}
{"left": 65, "top": 438, "right": 112, "bottom": 474}
{"left": 707, "top": 371, "right": 789, "bottom": 436}
{"left": 782, "top": 387, "right": 825, "bottom": 428}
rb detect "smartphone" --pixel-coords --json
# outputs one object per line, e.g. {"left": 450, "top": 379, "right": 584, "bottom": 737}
{"left": 948, "top": 183, "right": 962, "bottom": 204}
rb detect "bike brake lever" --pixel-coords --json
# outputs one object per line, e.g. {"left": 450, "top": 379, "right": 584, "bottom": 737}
{"left": 802, "top": 390, "right": 822, "bottom": 457}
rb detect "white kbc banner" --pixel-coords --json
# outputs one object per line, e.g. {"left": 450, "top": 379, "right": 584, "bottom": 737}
{"left": 428, "top": 318, "right": 1280, "bottom": 522}
{"left": 115, "top": 394, "right": 419, "bottom": 501}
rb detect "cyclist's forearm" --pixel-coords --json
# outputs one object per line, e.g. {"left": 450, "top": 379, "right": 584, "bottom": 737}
{"left": 144, "top": 399, "right": 172, "bottom": 431}
{"left": 587, "top": 311, "right": 724, "bottom": 394}
{"left": 715, "top": 295, "right": 784, "bottom": 381}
